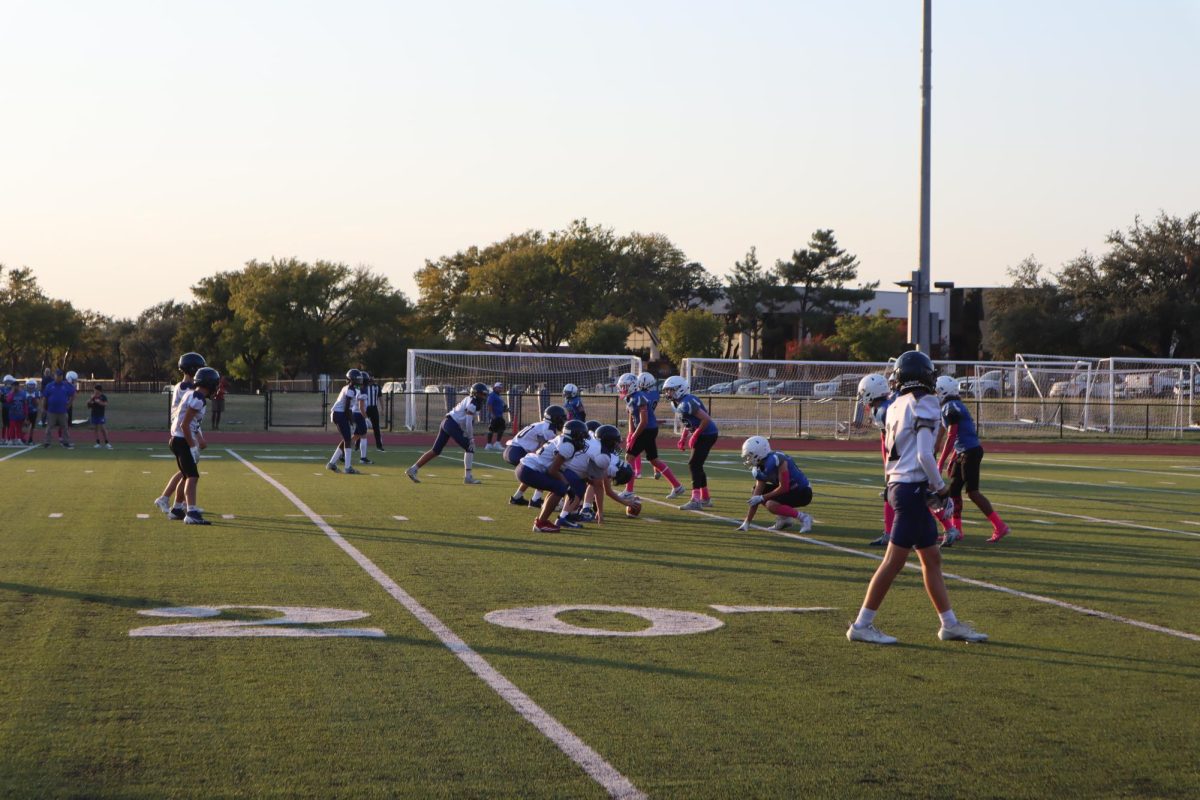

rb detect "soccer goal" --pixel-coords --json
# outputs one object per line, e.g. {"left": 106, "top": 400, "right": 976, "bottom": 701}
{"left": 405, "top": 349, "right": 642, "bottom": 431}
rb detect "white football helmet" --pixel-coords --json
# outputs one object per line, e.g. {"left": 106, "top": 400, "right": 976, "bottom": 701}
{"left": 636, "top": 372, "right": 657, "bottom": 391}
{"left": 741, "top": 435, "right": 772, "bottom": 468}
{"left": 562, "top": 383, "right": 579, "bottom": 399}
{"left": 661, "top": 375, "right": 689, "bottom": 400}
{"left": 857, "top": 373, "right": 890, "bottom": 404}
{"left": 25, "top": 379, "right": 37, "bottom": 389}
{"left": 616, "top": 373, "right": 637, "bottom": 397}
{"left": 65, "top": 370, "right": 78, "bottom": 383}
{"left": 2, "top": 374, "right": 13, "bottom": 385}
{"left": 935, "top": 375, "right": 959, "bottom": 400}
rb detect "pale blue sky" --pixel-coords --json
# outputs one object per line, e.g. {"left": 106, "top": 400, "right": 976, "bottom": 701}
{"left": 2, "top": 0, "right": 1198, "bottom": 318}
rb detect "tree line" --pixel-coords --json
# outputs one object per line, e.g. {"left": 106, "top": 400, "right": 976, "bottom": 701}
{"left": 2, "top": 211, "right": 1195, "bottom": 386}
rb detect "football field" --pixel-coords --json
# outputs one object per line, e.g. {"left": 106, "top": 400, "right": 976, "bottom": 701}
{"left": 1, "top": 442, "right": 1198, "bottom": 799}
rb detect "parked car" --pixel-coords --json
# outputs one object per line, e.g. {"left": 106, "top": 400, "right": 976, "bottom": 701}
{"left": 1173, "top": 375, "right": 1200, "bottom": 399}
{"left": 1048, "top": 375, "right": 1127, "bottom": 399}
{"left": 812, "top": 373, "right": 868, "bottom": 399}
{"left": 1124, "top": 369, "right": 1186, "bottom": 397}
{"left": 380, "top": 381, "right": 406, "bottom": 394}
{"left": 706, "top": 382, "right": 734, "bottom": 394}
{"left": 735, "top": 380, "right": 777, "bottom": 395}
{"left": 957, "top": 370, "right": 1009, "bottom": 398}
{"left": 766, "top": 379, "right": 816, "bottom": 397}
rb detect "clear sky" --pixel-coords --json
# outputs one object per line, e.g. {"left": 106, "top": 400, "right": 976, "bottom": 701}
{"left": 2, "top": 0, "right": 1198, "bottom": 319}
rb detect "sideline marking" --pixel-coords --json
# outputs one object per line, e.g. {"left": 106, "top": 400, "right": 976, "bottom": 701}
{"left": 393, "top": 515, "right": 408, "bottom": 522}
{"left": 1028, "top": 519, "right": 1054, "bottom": 525}
{"left": 1183, "top": 521, "right": 1200, "bottom": 527}
{"left": 632, "top": 496, "right": 1200, "bottom": 643}
{"left": 478, "top": 516, "right": 494, "bottom": 522}
{"left": 996, "top": 502, "right": 1200, "bottom": 540}
{"left": 222, "top": 514, "right": 235, "bottom": 520}
{"left": 227, "top": 449, "right": 645, "bottom": 800}
{"left": 136, "top": 514, "right": 150, "bottom": 519}
{"left": 0, "top": 446, "right": 37, "bottom": 463}
{"left": 710, "top": 606, "right": 836, "bottom": 614}
{"left": 48, "top": 513, "right": 63, "bottom": 519}
{"left": 486, "top": 605, "right": 723, "bottom": 637}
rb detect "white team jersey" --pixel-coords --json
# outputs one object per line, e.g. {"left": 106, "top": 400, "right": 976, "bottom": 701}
{"left": 519, "top": 434, "right": 578, "bottom": 472}
{"left": 507, "top": 420, "right": 555, "bottom": 451}
{"left": 169, "top": 380, "right": 193, "bottom": 430}
{"left": 446, "top": 396, "right": 480, "bottom": 427}
{"left": 563, "top": 435, "right": 601, "bottom": 476}
{"left": 330, "top": 385, "right": 361, "bottom": 415}
{"left": 884, "top": 391, "right": 941, "bottom": 484}
{"left": 585, "top": 448, "right": 616, "bottom": 481}
{"left": 171, "top": 390, "right": 207, "bottom": 439}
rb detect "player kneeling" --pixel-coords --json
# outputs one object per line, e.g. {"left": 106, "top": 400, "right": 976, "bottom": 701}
{"left": 506, "top": 404, "right": 567, "bottom": 506}
{"left": 515, "top": 420, "right": 589, "bottom": 533}
{"left": 736, "top": 436, "right": 813, "bottom": 532}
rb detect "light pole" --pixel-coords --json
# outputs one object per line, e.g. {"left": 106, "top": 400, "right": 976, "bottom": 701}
{"left": 910, "top": 0, "right": 934, "bottom": 353}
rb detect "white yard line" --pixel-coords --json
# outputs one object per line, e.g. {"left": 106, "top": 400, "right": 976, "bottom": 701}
{"left": 227, "top": 449, "right": 644, "bottom": 800}
{"left": 633, "top": 494, "right": 1200, "bottom": 643}
{"left": 996, "top": 502, "right": 1200, "bottom": 540}
{"left": 988, "top": 457, "right": 1200, "bottom": 480}
{"left": 0, "top": 445, "right": 37, "bottom": 463}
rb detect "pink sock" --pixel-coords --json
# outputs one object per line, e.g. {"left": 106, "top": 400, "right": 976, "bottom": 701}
{"left": 769, "top": 503, "right": 799, "bottom": 518}
{"left": 953, "top": 514, "right": 962, "bottom": 530}
{"left": 631, "top": 455, "right": 642, "bottom": 478}
{"left": 626, "top": 476, "right": 636, "bottom": 493}
{"left": 700, "top": 487, "right": 710, "bottom": 501}
{"left": 659, "top": 466, "right": 681, "bottom": 489}
{"left": 883, "top": 502, "right": 895, "bottom": 534}
{"left": 938, "top": 509, "right": 954, "bottom": 532}
{"left": 691, "top": 489, "right": 701, "bottom": 501}
{"left": 987, "top": 511, "right": 1005, "bottom": 531}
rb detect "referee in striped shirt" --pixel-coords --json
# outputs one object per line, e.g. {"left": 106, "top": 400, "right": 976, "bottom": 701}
{"left": 362, "top": 372, "right": 384, "bottom": 451}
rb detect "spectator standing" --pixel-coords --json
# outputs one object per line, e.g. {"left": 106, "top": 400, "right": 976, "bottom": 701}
{"left": 87, "top": 384, "right": 112, "bottom": 448}
{"left": 41, "top": 369, "right": 75, "bottom": 448}
{"left": 211, "top": 375, "right": 229, "bottom": 430}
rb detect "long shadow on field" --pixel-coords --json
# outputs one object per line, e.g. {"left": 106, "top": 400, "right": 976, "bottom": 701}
{"left": 898, "top": 640, "right": 1200, "bottom": 680}
{"left": 950, "top": 542, "right": 1200, "bottom": 576}
{"left": 0, "top": 581, "right": 169, "bottom": 609}
{"left": 374, "top": 634, "right": 732, "bottom": 681}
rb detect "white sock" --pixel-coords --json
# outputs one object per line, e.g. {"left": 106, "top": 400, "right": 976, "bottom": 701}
{"left": 464, "top": 450, "right": 474, "bottom": 471}
{"left": 359, "top": 439, "right": 367, "bottom": 459}
{"left": 512, "top": 489, "right": 525, "bottom": 498}
{"left": 172, "top": 502, "right": 184, "bottom": 511}
{"left": 854, "top": 608, "right": 876, "bottom": 628}
{"left": 939, "top": 609, "right": 958, "bottom": 627}
{"left": 531, "top": 491, "right": 543, "bottom": 502}
{"left": 343, "top": 447, "right": 352, "bottom": 470}
{"left": 331, "top": 445, "right": 343, "bottom": 464}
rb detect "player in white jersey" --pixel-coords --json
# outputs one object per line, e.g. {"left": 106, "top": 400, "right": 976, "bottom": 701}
{"left": 516, "top": 420, "right": 589, "bottom": 533}
{"left": 573, "top": 424, "right": 640, "bottom": 524}
{"left": 507, "top": 405, "right": 567, "bottom": 506}
{"left": 154, "top": 366, "right": 219, "bottom": 525}
{"left": 846, "top": 351, "right": 987, "bottom": 645}
{"left": 407, "top": 383, "right": 490, "bottom": 485}
{"left": 327, "top": 369, "right": 366, "bottom": 473}
{"left": 155, "top": 352, "right": 207, "bottom": 520}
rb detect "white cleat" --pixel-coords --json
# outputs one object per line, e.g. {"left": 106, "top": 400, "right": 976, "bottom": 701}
{"left": 734, "top": 521, "right": 750, "bottom": 532}
{"left": 153, "top": 496, "right": 171, "bottom": 515}
{"left": 405, "top": 466, "right": 420, "bottom": 483}
{"left": 847, "top": 623, "right": 898, "bottom": 645}
{"left": 463, "top": 474, "right": 482, "bottom": 485}
{"left": 665, "top": 485, "right": 687, "bottom": 500}
{"left": 940, "top": 527, "right": 963, "bottom": 549}
{"left": 700, "top": 498, "right": 713, "bottom": 507}
{"left": 617, "top": 490, "right": 636, "bottom": 501}
{"left": 772, "top": 515, "right": 793, "bottom": 530}
{"left": 938, "top": 621, "right": 989, "bottom": 642}
{"left": 797, "top": 512, "right": 813, "bottom": 533}
{"left": 679, "top": 499, "right": 704, "bottom": 511}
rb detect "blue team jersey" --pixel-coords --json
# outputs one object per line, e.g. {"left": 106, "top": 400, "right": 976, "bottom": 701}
{"left": 8, "top": 389, "right": 30, "bottom": 420}
{"left": 625, "top": 390, "right": 659, "bottom": 429}
{"left": 564, "top": 395, "right": 586, "bottom": 420}
{"left": 673, "top": 394, "right": 718, "bottom": 435}
{"left": 871, "top": 391, "right": 897, "bottom": 430}
{"left": 941, "top": 397, "right": 981, "bottom": 452}
{"left": 486, "top": 392, "right": 507, "bottom": 417}
{"left": 753, "top": 451, "right": 809, "bottom": 489}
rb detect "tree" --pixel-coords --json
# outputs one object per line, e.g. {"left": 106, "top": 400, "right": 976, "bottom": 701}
{"left": 983, "top": 257, "right": 1084, "bottom": 358}
{"left": 775, "top": 229, "right": 876, "bottom": 341}
{"left": 658, "top": 309, "right": 723, "bottom": 366}
{"left": 825, "top": 310, "right": 908, "bottom": 361}
{"left": 570, "top": 317, "right": 630, "bottom": 355}
{"left": 121, "top": 301, "right": 185, "bottom": 380}
{"left": 722, "top": 247, "right": 783, "bottom": 358}
{"left": 0, "top": 265, "right": 86, "bottom": 375}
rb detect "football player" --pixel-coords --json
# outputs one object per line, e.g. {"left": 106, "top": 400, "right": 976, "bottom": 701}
{"left": 407, "top": 383, "right": 489, "bottom": 485}
{"left": 506, "top": 404, "right": 567, "bottom": 505}
{"left": 154, "top": 352, "right": 206, "bottom": 518}
{"left": 156, "top": 366, "right": 220, "bottom": 525}
{"left": 736, "top": 436, "right": 813, "bottom": 532}
{"left": 934, "top": 376, "right": 1010, "bottom": 544}
{"left": 562, "top": 383, "right": 586, "bottom": 422}
{"left": 328, "top": 369, "right": 365, "bottom": 474}
{"left": 516, "top": 418, "right": 589, "bottom": 533}
{"left": 576, "top": 424, "right": 640, "bottom": 523}
{"left": 662, "top": 376, "right": 718, "bottom": 510}
{"left": 484, "top": 382, "right": 509, "bottom": 451}
{"left": 858, "top": 373, "right": 897, "bottom": 546}
{"left": 846, "top": 351, "right": 987, "bottom": 645}
{"left": 621, "top": 372, "right": 685, "bottom": 500}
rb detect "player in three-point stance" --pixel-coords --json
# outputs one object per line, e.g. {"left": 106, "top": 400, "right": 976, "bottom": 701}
{"left": 846, "top": 350, "right": 987, "bottom": 645}
{"left": 661, "top": 375, "right": 719, "bottom": 511}
{"left": 506, "top": 404, "right": 567, "bottom": 506}
{"left": 328, "top": 369, "right": 366, "bottom": 474}
{"left": 407, "top": 382, "right": 490, "bottom": 485}
{"left": 737, "top": 436, "right": 813, "bottom": 532}
{"left": 484, "top": 382, "right": 509, "bottom": 451}
{"left": 154, "top": 352, "right": 207, "bottom": 519}
{"left": 157, "top": 366, "right": 220, "bottom": 526}
{"left": 619, "top": 372, "right": 685, "bottom": 500}
{"left": 934, "top": 376, "right": 1010, "bottom": 545}
{"left": 858, "top": 373, "right": 898, "bottom": 546}
{"left": 515, "top": 418, "right": 590, "bottom": 533}
{"left": 575, "top": 424, "right": 640, "bottom": 523}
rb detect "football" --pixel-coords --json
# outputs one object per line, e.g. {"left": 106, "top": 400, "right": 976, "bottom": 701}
{"left": 625, "top": 501, "right": 642, "bottom": 517}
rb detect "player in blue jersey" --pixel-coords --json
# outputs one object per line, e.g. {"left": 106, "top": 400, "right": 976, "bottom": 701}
{"left": 407, "top": 382, "right": 489, "bottom": 485}
{"left": 737, "top": 436, "right": 813, "bottom": 532}
{"left": 661, "top": 376, "right": 719, "bottom": 511}
{"left": 619, "top": 372, "right": 685, "bottom": 500}
{"left": 858, "top": 373, "right": 898, "bottom": 546}
{"left": 934, "top": 376, "right": 1010, "bottom": 544}
{"left": 484, "top": 382, "right": 509, "bottom": 451}
{"left": 562, "top": 383, "right": 586, "bottom": 423}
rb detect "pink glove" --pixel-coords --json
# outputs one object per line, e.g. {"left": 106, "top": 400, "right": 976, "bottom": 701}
{"left": 677, "top": 433, "right": 688, "bottom": 451}
{"left": 688, "top": 430, "right": 700, "bottom": 450}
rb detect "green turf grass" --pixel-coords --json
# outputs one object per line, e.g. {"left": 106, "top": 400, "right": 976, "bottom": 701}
{"left": 1, "top": 443, "right": 1198, "bottom": 798}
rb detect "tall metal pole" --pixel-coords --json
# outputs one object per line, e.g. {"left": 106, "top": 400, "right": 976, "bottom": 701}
{"left": 914, "top": 0, "right": 933, "bottom": 352}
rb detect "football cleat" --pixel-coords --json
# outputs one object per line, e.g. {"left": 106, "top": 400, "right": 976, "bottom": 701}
{"left": 345, "top": 466, "right": 359, "bottom": 475}
{"left": 556, "top": 517, "right": 583, "bottom": 529}
{"left": 666, "top": 485, "right": 687, "bottom": 500}
{"left": 509, "top": 496, "right": 529, "bottom": 506}
{"left": 700, "top": 498, "right": 713, "bottom": 508}
{"left": 987, "top": 524, "right": 1011, "bottom": 543}
{"left": 797, "top": 512, "right": 813, "bottom": 533}
{"left": 464, "top": 474, "right": 481, "bottom": 485}
{"left": 938, "top": 621, "right": 989, "bottom": 642}
{"left": 577, "top": 508, "right": 596, "bottom": 522}
{"left": 405, "top": 466, "right": 420, "bottom": 483}
{"left": 154, "top": 496, "right": 171, "bottom": 514}
{"left": 360, "top": 457, "right": 372, "bottom": 465}
{"left": 183, "top": 511, "right": 211, "bottom": 526}
{"left": 679, "top": 500, "right": 704, "bottom": 511}
{"left": 772, "top": 515, "right": 794, "bottom": 530}
{"left": 327, "top": 462, "right": 339, "bottom": 472}
{"left": 530, "top": 497, "right": 543, "bottom": 508}
{"left": 169, "top": 508, "right": 186, "bottom": 521}
{"left": 532, "top": 520, "right": 561, "bottom": 533}
{"left": 940, "top": 528, "right": 963, "bottom": 549}
{"left": 869, "top": 533, "right": 891, "bottom": 547}
{"left": 847, "top": 623, "right": 898, "bottom": 645}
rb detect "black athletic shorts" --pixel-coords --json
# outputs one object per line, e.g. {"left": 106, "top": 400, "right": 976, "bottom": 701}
{"left": 628, "top": 428, "right": 659, "bottom": 461}
{"left": 169, "top": 436, "right": 200, "bottom": 479}
{"left": 949, "top": 446, "right": 984, "bottom": 494}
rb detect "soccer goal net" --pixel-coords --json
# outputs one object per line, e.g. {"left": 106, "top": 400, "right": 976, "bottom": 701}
{"left": 405, "top": 349, "right": 642, "bottom": 431}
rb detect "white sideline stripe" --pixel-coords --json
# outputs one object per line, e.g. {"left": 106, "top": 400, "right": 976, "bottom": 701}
{"left": 996, "top": 502, "right": 1200, "bottom": 540}
{"left": 48, "top": 513, "right": 63, "bottom": 518}
{"left": 393, "top": 515, "right": 408, "bottom": 522}
{"left": 1181, "top": 521, "right": 1200, "bottom": 527}
{"left": 711, "top": 606, "right": 836, "bottom": 614}
{"left": 1107, "top": 480, "right": 1127, "bottom": 485}
{"left": 222, "top": 514, "right": 235, "bottom": 520}
{"left": 989, "top": 457, "right": 1200, "bottom": 480}
{"left": 287, "top": 513, "right": 342, "bottom": 517}
{"left": 635, "top": 495, "right": 1200, "bottom": 643}
{"left": 1029, "top": 519, "right": 1055, "bottom": 525}
{"left": 0, "top": 445, "right": 37, "bottom": 463}
{"left": 227, "top": 449, "right": 645, "bottom": 800}
{"left": 478, "top": 516, "right": 494, "bottom": 522}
